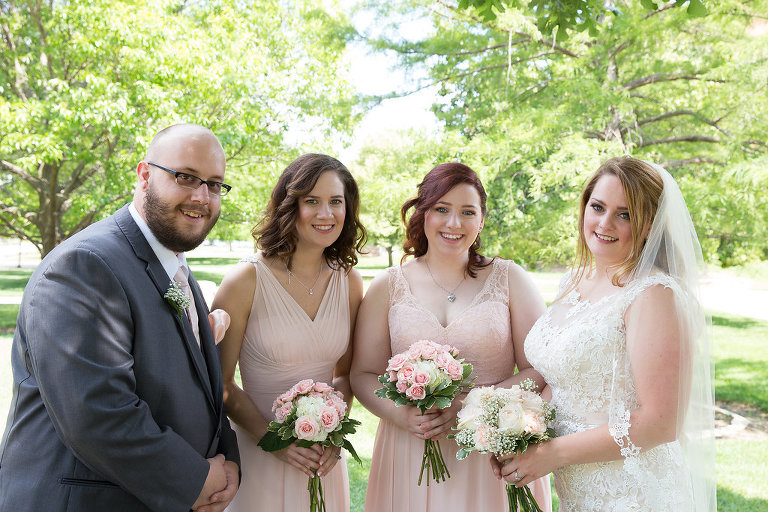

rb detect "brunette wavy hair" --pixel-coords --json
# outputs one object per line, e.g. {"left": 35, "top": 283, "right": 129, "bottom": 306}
{"left": 401, "top": 162, "right": 491, "bottom": 278}
{"left": 252, "top": 153, "right": 367, "bottom": 271}
{"left": 567, "top": 156, "right": 664, "bottom": 294}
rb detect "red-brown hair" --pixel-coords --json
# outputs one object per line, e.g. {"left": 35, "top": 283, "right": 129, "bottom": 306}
{"left": 401, "top": 162, "right": 490, "bottom": 277}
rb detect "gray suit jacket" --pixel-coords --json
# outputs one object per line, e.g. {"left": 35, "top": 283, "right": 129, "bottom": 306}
{"left": 0, "top": 205, "right": 239, "bottom": 512}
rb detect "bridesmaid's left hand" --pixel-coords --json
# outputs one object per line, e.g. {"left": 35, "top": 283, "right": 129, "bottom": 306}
{"left": 317, "top": 445, "right": 343, "bottom": 477}
{"left": 418, "top": 399, "right": 464, "bottom": 440}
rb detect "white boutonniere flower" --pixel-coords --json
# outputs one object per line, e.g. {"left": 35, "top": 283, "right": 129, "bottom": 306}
{"left": 164, "top": 281, "right": 190, "bottom": 316}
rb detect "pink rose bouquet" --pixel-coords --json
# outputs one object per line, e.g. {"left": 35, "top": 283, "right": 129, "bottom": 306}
{"left": 258, "top": 379, "right": 361, "bottom": 512}
{"left": 375, "top": 339, "right": 475, "bottom": 486}
{"left": 450, "top": 379, "right": 555, "bottom": 512}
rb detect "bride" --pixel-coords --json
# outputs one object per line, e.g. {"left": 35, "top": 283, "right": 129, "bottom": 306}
{"left": 492, "top": 156, "right": 716, "bottom": 511}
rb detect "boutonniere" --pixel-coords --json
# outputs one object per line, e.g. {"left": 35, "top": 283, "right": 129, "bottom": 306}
{"left": 164, "top": 280, "right": 191, "bottom": 316}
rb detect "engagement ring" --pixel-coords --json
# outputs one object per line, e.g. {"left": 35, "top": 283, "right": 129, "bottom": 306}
{"left": 335, "top": 454, "right": 342, "bottom": 460}
{"left": 513, "top": 470, "right": 520, "bottom": 482}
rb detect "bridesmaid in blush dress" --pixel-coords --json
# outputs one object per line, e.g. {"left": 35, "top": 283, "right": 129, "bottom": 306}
{"left": 213, "top": 154, "right": 367, "bottom": 511}
{"left": 350, "top": 162, "right": 552, "bottom": 512}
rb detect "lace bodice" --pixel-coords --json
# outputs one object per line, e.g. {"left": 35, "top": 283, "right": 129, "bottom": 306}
{"left": 524, "top": 273, "right": 695, "bottom": 511}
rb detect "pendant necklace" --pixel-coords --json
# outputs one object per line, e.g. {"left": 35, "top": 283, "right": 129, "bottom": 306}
{"left": 286, "top": 261, "right": 323, "bottom": 295}
{"left": 424, "top": 258, "right": 465, "bottom": 303}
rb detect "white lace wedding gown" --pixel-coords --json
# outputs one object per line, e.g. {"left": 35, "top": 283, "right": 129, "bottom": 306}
{"left": 524, "top": 273, "right": 696, "bottom": 512}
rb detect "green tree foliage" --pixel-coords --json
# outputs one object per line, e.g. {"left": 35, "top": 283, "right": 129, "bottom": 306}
{"left": 0, "top": 0, "right": 357, "bottom": 256}
{"left": 359, "top": 0, "right": 768, "bottom": 266}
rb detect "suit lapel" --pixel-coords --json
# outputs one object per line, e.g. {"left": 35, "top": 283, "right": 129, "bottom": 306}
{"left": 114, "top": 205, "right": 216, "bottom": 411}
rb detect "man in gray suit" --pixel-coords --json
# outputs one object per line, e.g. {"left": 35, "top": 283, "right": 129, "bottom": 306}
{"left": 0, "top": 124, "right": 240, "bottom": 511}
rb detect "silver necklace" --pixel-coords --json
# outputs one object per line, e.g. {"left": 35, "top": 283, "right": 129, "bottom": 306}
{"left": 424, "top": 258, "right": 465, "bottom": 303}
{"left": 286, "top": 261, "right": 323, "bottom": 295}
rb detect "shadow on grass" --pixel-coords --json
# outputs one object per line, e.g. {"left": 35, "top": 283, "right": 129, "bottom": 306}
{"left": 0, "top": 268, "right": 33, "bottom": 293}
{"left": 0, "top": 304, "right": 19, "bottom": 331}
{"left": 716, "top": 358, "right": 768, "bottom": 412}
{"left": 711, "top": 313, "right": 764, "bottom": 330}
{"left": 717, "top": 486, "right": 768, "bottom": 512}
{"left": 192, "top": 271, "right": 225, "bottom": 286}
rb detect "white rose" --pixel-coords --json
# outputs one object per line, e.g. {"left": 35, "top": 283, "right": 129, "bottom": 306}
{"left": 498, "top": 402, "right": 526, "bottom": 435}
{"left": 457, "top": 404, "right": 481, "bottom": 430}
{"left": 521, "top": 390, "right": 547, "bottom": 417}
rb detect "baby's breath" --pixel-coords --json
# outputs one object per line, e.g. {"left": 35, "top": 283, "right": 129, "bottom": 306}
{"left": 164, "top": 281, "right": 190, "bottom": 316}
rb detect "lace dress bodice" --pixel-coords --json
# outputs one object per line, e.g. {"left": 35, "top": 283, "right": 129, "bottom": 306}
{"left": 524, "top": 273, "right": 695, "bottom": 512}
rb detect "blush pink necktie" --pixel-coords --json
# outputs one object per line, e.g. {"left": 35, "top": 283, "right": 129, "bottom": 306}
{"left": 173, "top": 266, "right": 200, "bottom": 347}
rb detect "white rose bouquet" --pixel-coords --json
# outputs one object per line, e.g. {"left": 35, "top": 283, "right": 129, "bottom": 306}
{"left": 258, "top": 379, "right": 361, "bottom": 512}
{"left": 451, "top": 379, "right": 555, "bottom": 512}
{"left": 375, "top": 339, "right": 475, "bottom": 486}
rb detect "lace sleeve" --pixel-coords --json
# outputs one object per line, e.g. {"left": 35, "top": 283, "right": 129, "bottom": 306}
{"left": 608, "top": 404, "right": 641, "bottom": 458}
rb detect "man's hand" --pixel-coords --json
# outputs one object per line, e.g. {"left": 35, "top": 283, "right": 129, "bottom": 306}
{"left": 191, "top": 454, "right": 228, "bottom": 511}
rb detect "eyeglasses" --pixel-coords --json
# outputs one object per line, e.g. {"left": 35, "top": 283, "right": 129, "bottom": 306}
{"left": 146, "top": 161, "right": 232, "bottom": 196}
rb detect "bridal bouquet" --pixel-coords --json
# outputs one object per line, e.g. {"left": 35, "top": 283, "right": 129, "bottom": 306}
{"left": 258, "top": 379, "right": 361, "bottom": 512}
{"left": 375, "top": 339, "right": 475, "bottom": 485}
{"left": 451, "top": 379, "right": 555, "bottom": 512}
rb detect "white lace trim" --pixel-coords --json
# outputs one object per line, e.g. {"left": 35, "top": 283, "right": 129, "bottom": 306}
{"left": 609, "top": 406, "right": 641, "bottom": 458}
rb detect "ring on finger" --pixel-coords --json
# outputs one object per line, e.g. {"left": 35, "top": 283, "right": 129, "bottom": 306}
{"left": 513, "top": 470, "right": 521, "bottom": 482}
{"left": 335, "top": 454, "right": 342, "bottom": 460}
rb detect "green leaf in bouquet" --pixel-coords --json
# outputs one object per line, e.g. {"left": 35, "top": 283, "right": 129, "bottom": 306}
{"left": 268, "top": 421, "right": 283, "bottom": 429}
{"left": 296, "top": 439, "right": 315, "bottom": 448}
{"left": 342, "top": 439, "right": 362, "bottom": 464}
{"left": 456, "top": 447, "right": 473, "bottom": 460}
{"left": 257, "top": 431, "right": 294, "bottom": 452}
{"left": 546, "top": 427, "right": 558, "bottom": 438}
{"left": 341, "top": 418, "right": 361, "bottom": 434}
{"left": 434, "top": 396, "right": 453, "bottom": 409}
{"left": 329, "top": 431, "right": 344, "bottom": 446}
{"left": 378, "top": 374, "right": 389, "bottom": 385}
{"left": 375, "top": 387, "right": 389, "bottom": 399}
{"left": 386, "top": 389, "right": 403, "bottom": 401}
{"left": 394, "top": 395, "right": 410, "bottom": 407}
{"left": 432, "top": 379, "right": 450, "bottom": 393}
{"left": 462, "top": 363, "right": 473, "bottom": 379}
{"left": 436, "top": 384, "right": 458, "bottom": 397}
{"left": 517, "top": 438, "right": 529, "bottom": 453}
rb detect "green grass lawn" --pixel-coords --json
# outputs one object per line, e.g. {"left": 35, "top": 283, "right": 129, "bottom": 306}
{"left": 1, "top": 260, "right": 767, "bottom": 510}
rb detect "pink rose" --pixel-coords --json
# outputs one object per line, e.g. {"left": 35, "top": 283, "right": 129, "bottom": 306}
{"left": 388, "top": 370, "right": 398, "bottom": 383}
{"left": 293, "top": 379, "right": 315, "bottom": 395}
{"left": 420, "top": 343, "right": 438, "bottom": 360}
{"left": 523, "top": 413, "right": 547, "bottom": 435}
{"left": 396, "top": 380, "right": 408, "bottom": 393}
{"left": 398, "top": 363, "right": 415, "bottom": 383}
{"left": 406, "top": 385, "right": 426, "bottom": 400}
{"left": 295, "top": 415, "right": 320, "bottom": 441}
{"left": 406, "top": 344, "right": 422, "bottom": 360}
{"left": 276, "top": 402, "right": 293, "bottom": 423}
{"left": 435, "top": 352, "right": 452, "bottom": 370}
{"left": 412, "top": 370, "right": 431, "bottom": 386}
{"left": 446, "top": 360, "right": 463, "bottom": 380}
{"left": 320, "top": 406, "right": 341, "bottom": 432}
{"left": 327, "top": 396, "right": 347, "bottom": 418}
{"left": 386, "top": 353, "right": 408, "bottom": 371}
{"left": 313, "top": 381, "right": 333, "bottom": 394}
{"left": 473, "top": 424, "right": 493, "bottom": 451}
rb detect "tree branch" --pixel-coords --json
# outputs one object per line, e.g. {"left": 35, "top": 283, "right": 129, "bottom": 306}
{"left": 643, "top": 1, "right": 678, "bottom": 20}
{"left": 1, "top": 160, "right": 39, "bottom": 187}
{"left": 623, "top": 73, "right": 725, "bottom": 90}
{"left": 661, "top": 157, "right": 723, "bottom": 168}
{"left": 635, "top": 135, "right": 721, "bottom": 147}
{"left": 635, "top": 109, "right": 730, "bottom": 136}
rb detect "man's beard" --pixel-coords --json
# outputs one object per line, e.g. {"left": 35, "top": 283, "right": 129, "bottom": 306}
{"left": 143, "top": 185, "right": 219, "bottom": 253}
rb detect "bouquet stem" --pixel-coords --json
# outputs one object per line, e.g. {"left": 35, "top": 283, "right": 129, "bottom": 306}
{"left": 308, "top": 473, "right": 327, "bottom": 512}
{"left": 506, "top": 482, "right": 543, "bottom": 512}
{"left": 417, "top": 438, "right": 451, "bottom": 486}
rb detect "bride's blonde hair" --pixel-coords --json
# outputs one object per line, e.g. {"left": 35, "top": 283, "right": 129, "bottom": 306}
{"left": 564, "top": 156, "right": 664, "bottom": 297}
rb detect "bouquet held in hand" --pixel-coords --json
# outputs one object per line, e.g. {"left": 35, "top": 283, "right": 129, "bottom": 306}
{"left": 258, "top": 379, "right": 361, "bottom": 512}
{"left": 451, "top": 379, "right": 555, "bottom": 512}
{"left": 376, "top": 339, "right": 475, "bottom": 486}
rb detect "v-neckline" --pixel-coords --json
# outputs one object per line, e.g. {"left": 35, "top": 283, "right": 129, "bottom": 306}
{"left": 257, "top": 259, "right": 333, "bottom": 323}
{"left": 399, "top": 261, "right": 499, "bottom": 329}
